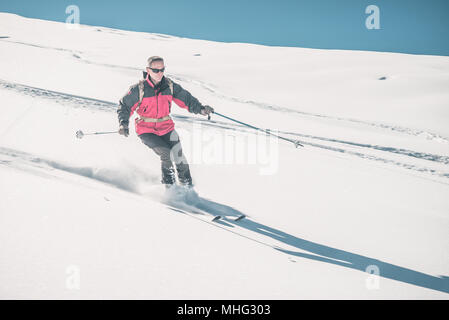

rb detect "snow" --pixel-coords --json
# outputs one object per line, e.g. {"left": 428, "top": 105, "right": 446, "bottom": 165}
{"left": 0, "top": 12, "right": 448, "bottom": 299}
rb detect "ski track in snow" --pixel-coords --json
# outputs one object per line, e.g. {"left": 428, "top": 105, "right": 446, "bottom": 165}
{"left": 193, "top": 117, "right": 449, "bottom": 179}
{"left": 1, "top": 78, "right": 449, "bottom": 182}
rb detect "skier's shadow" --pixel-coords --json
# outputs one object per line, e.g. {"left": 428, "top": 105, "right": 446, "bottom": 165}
{"left": 185, "top": 197, "right": 449, "bottom": 295}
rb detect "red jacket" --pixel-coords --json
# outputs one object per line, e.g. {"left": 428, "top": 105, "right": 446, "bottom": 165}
{"left": 118, "top": 73, "right": 204, "bottom": 136}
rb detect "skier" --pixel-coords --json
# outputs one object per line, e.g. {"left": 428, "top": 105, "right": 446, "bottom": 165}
{"left": 117, "top": 56, "right": 214, "bottom": 188}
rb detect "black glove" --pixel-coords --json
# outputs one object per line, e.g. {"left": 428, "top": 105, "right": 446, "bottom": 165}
{"left": 118, "top": 124, "right": 129, "bottom": 137}
{"left": 200, "top": 105, "right": 214, "bottom": 116}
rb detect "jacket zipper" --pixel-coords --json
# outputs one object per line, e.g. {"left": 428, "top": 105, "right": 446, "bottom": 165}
{"left": 155, "top": 89, "right": 158, "bottom": 119}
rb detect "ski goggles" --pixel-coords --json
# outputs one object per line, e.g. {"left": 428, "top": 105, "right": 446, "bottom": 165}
{"left": 149, "top": 67, "right": 165, "bottom": 73}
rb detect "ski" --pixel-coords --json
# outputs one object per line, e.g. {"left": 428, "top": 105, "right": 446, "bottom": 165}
{"left": 233, "top": 214, "right": 246, "bottom": 221}
{"left": 163, "top": 185, "right": 245, "bottom": 223}
{"left": 210, "top": 214, "right": 245, "bottom": 222}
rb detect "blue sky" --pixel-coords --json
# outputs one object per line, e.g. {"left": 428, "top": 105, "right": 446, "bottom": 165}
{"left": 1, "top": 0, "right": 448, "bottom": 56}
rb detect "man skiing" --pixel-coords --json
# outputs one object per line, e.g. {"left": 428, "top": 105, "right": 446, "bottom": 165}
{"left": 117, "top": 56, "right": 214, "bottom": 188}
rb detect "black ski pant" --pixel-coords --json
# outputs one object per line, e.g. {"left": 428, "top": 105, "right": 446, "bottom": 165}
{"left": 139, "top": 130, "right": 193, "bottom": 186}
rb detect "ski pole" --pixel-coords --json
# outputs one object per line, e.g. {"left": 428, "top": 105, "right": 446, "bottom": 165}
{"left": 75, "top": 130, "right": 118, "bottom": 139}
{"left": 210, "top": 111, "right": 304, "bottom": 148}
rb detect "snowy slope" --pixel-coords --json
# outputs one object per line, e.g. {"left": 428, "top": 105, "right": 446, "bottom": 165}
{"left": 0, "top": 13, "right": 448, "bottom": 299}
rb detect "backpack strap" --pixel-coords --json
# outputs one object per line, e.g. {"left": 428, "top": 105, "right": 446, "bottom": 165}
{"left": 166, "top": 77, "right": 174, "bottom": 96}
{"left": 135, "top": 79, "right": 146, "bottom": 113}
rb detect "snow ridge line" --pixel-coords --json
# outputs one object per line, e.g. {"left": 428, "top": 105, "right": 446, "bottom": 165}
{"left": 0, "top": 79, "right": 115, "bottom": 112}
